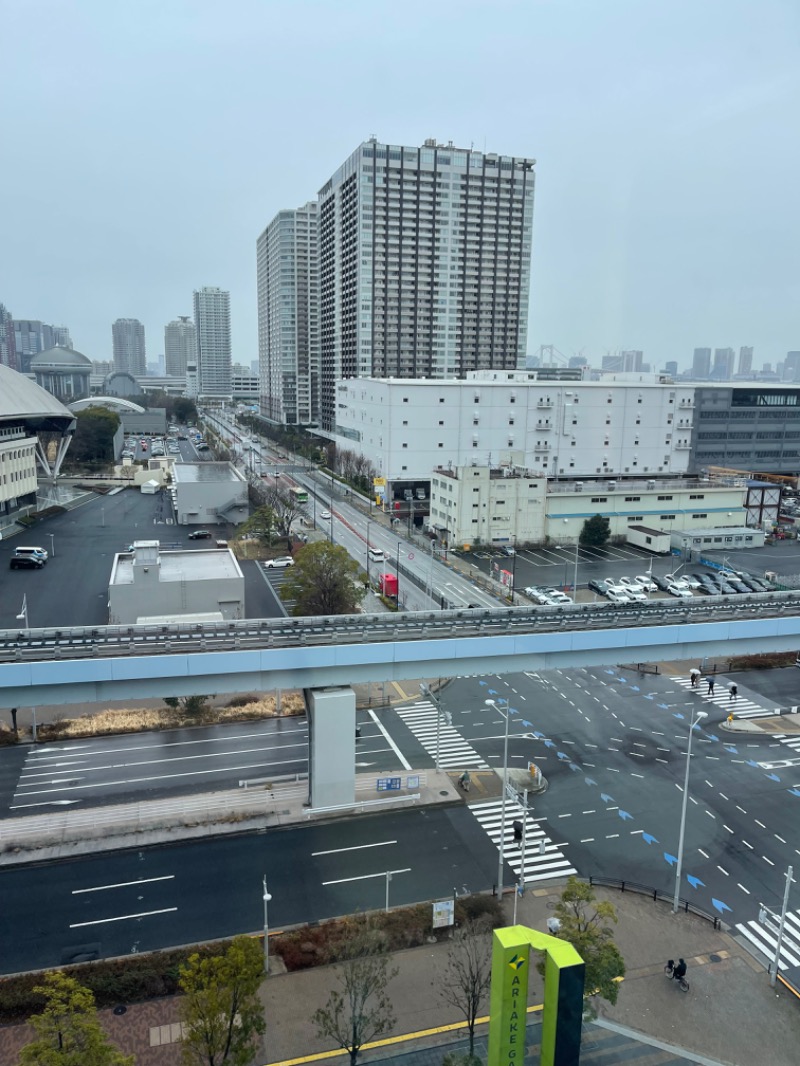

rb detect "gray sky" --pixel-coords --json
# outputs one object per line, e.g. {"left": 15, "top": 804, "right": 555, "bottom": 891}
{"left": 2, "top": 0, "right": 798, "bottom": 370}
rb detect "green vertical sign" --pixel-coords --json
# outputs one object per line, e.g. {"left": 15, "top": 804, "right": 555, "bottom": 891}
{"left": 487, "top": 925, "right": 584, "bottom": 1066}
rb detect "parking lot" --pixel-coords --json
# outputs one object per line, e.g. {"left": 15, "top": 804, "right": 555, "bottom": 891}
{"left": 0, "top": 487, "right": 284, "bottom": 630}
{"left": 458, "top": 537, "right": 800, "bottom": 605}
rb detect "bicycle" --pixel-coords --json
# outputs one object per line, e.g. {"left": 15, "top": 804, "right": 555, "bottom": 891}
{"left": 665, "top": 959, "right": 690, "bottom": 992}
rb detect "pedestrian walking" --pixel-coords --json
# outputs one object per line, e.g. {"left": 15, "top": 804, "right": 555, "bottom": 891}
{"left": 728, "top": 682, "right": 738, "bottom": 701}
{"left": 706, "top": 676, "right": 715, "bottom": 695}
{"left": 690, "top": 668, "right": 701, "bottom": 688}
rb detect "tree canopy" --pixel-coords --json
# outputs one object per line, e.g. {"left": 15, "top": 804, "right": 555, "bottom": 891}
{"left": 19, "top": 971, "right": 134, "bottom": 1066}
{"left": 579, "top": 514, "right": 611, "bottom": 548}
{"left": 67, "top": 407, "right": 120, "bottom": 464}
{"left": 280, "top": 541, "right": 366, "bottom": 616}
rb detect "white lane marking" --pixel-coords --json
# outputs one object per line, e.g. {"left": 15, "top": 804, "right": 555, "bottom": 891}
{"left": 366, "top": 712, "right": 409, "bottom": 771}
{"left": 70, "top": 907, "right": 177, "bottom": 928}
{"left": 764, "top": 856, "right": 775, "bottom": 866}
{"left": 738, "top": 883, "right": 751, "bottom": 894}
{"left": 73, "top": 875, "right": 174, "bottom": 895}
{"left": 717, "top": 866, "right": 729, "bottom": 875}
{"left": 323, "top": 868, "right": 411, "bottom": 887}
{"left": 312, "top": 841, "right": 397, "bottom": 857}
{"left": 755, "top": 820, "right": 766, "bottom": 829}
{"left": 776, "top": 835, "right": 787, "bottom": 844}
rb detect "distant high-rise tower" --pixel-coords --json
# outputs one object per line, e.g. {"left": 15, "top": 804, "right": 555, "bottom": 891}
{"left": 193, "top": 287, "right": 231, "bottom": 396}
{"left": 0, "top": 304, "right": 16, "bottom": 370}
{"left": 692, "top": 348, "right": 711, "bottom": 377}
{"left": 712, "top": 347, "right": 735, "bottom": 380}
{"left": 315, "top": 137, "right": 535, "bottom": 431}
{"left": 164, "top": 316, "right": 196, "bottom": 377}
{"left": 664, "top": 360, "right": 678, "bottom": 377}
{"left": 52, "top": 325, "right": 72, "bottom": 348}
{"left": 112, "top": 318, "right": 146, "bottom": 376}
{"left": 257, "top": 202, "right": 319, "bottom": 424}
{"left": 784, "top": 352, "right": 800, "bottom": 382}
{"left": 737, "top": 346, "right": 753, "bottom": 376}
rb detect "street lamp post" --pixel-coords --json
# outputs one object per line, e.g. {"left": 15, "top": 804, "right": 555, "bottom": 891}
{"left": 486, "top": 698, "right": 511, "bottom": 898}
{"left": 395, "top": 541, "right": 401, "bottom": 605}
{"left": 262, "top": 876, "right": 272, "bottom": 974}
{"left": 672, "top": 708, "right": 708, "bottom": 912}
{"left": 16, "top": 596, "right": 29, "bottom": 630}
{"left": 48, "top": 534, "right": 55, "bottom": 558}
{"left": 420, "top": 682, "right": 450, "bottom": 771}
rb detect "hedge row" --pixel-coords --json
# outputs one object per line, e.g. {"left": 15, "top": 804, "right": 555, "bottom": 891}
{"left": 728, "top": 651, "right": 796, "bottom": 670}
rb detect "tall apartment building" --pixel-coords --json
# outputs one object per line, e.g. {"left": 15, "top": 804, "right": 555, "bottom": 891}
{"left": 164, "top": 316, "right": 196, "bottom": 377}
{"left": 257, "top": 202, "right": 319, "bottom": 424}
{"left": 784, "top": 352, "right": 800, "bottom": 382}
{"left": 315, "top": 137, "right": 535, "bottom": 431}
{"left": 0, "top": 304, "right": 16, "bottom": 370}
{"left": 712, "top": 347, "right": 735, "bottom": 380}
{"left": 692, "top": 348, "right": 711, "bottom": 378}
{"left": 193, "top": 287, "right": 231, "bottom": 396}
{"left": 737, "top": 346, "right": 753, "bottom": 376}
{"left": 664, "top": 361, "right": 678, "bottom": 378}
{"left": 12, "top": 320, "right": 72, "bottom": 373}
{"left": 112, "top": 318, "right": 146, "bottom": 375}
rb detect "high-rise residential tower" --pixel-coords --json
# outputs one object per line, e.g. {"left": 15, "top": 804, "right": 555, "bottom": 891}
{"left": 164, "top": 316, "right": 196, "bottom": 377}
{"left": 712, "top": 347, "right": 735, "bottom": 380}
{"left": 12, "top": 320, "right": 72, "bottom": 372}
{"left": 112, "top": 318, "right": 146, "bottom": 375}
{"left": 737, "top": 346, "right": 753, "bottom": 376}
{"left": 193, "top": 287, "right": 231, "bottom": 396}
{"left": 257, "top": 202, "right": 319, "bottom": 424}
{"left": 0, "top": 304, "right": 16, "bottom": 370}
{"left": 315, "top": 137, "right": 535, "bottom": 431}
{"left": 692, "top": 347, "right": 711, "bottom": 378}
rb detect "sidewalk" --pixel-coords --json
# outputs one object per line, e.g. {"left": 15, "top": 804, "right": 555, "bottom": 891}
{"left": 3, "top": 880, "right": 797, "bottom": 1066}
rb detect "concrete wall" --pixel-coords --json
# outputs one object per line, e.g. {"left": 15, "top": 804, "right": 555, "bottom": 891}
{"left": 307, "top": 687, "right": 356, "bottom": 808}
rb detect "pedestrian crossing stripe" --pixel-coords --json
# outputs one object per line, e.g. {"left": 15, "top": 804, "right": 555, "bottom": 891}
{"left": 736, "top": 908, "right": 800, "bottom": 971}
{"left": 396, "top": 702, "right": 489, "bottom": 771}
{"left": 469, "top": 798, "right": 576, "bottom": 884}
{"left": 670, "top": 676, "right": 778, "bottom": 720}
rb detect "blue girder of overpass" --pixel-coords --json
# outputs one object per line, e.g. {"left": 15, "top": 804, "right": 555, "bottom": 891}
{"left": 0, "top": 595, "right": 799, "bottom": 706}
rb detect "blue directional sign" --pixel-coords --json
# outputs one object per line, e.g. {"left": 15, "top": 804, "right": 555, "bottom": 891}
{"left": 377, "top": 777, "right": 402, "bottom": 792}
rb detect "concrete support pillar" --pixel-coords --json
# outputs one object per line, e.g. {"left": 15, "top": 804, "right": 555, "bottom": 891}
{"left": 307, "top": 686, "right": 356, "bottom": 809}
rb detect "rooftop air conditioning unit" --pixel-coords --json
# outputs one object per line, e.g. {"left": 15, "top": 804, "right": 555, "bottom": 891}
{"left": 607, "top": 480, "right": 617, "bottom": 490}
{"left": 574, "top": 482, "right": 584, "bottom": 492}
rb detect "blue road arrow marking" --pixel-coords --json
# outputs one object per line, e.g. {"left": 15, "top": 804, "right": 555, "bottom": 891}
{"left": 765, "top": 773, "right": 781, "bottom": 782}
{"left": 746, "top": 760, "right": 760, "bottom": 768}
{"left": 521, "top": 719, "right": 533, "bottom": 728}
{"left": 584, "top": 777, "right": 597, "bottom": 786}
{"left": 658, "top": 703, "right": 670, "bottom": 710}
{"left": 673, "top": 712, "right": 685, "bottom": 720}
{"left": 479, "top": 681, "right": 488, "bottom": 687}
{"left": 712, "top": 899, "right": 733, "bottom": 916}
{"left": 605, "top": 669, "right": 615, "bottom": 675}
{"left": 642, "top": 833, "right": 658, "bottom": 845}
{"left": 533, "top": 731, "right": 545, "bottom": 739}
{"left": 687, "top": 875, "right": 706, "bottom": 890}
{"left": 618, "top": 810, "right": 633, "bottom": 821}
{"left": 557, "top": 751, "right": 570, "bottom": 761}
{"left": 643, "top": 694, "right": 654, "bottom": 701}
{"left": 544, "top": 740, "right": 556, "bottom": 749}
{"left": 788, "top": 789, "right": 800, "bottom": 797}
{"left": 618, "top": 677, "right": 628, "bottom": 684}
{"left": 630, "top": 685, "right": 640, "bottom": 692}
{"left": 664, "top": 852, "right": 678, "bottom": 867}
{"left": 600, "top": 793, "right": 615, "bottom": 804}
{"left": 569, "top": 763, "right": 581, "bottom": 772}
{"left": 707, "top": 733, "right": 719, "bottom": 742}
{"left": 724, "top": 745, "right": 738, "bottom": 754}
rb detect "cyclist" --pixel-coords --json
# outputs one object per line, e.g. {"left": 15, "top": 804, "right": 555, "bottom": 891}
{"left": 672, "top": 958, "right": 687, "bottom": 982}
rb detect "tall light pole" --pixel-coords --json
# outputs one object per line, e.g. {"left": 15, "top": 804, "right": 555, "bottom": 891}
{"left": 561, "top": 520, "right": 579, "bottom": 594}
{"left": 486, "top": 698, "right": 512, "bottom": 897}
{"left": 48, "top": 533, "right": 55, "bottom": 558}
{"left": 262, "top": 876, "right": 272, "bottom": 974}
{"left": 761, "top": 865, "right": 795, "bottom": 987}
{"left": 672, "top": 708, "right": 707, "bottom": 912}
{"left": 16, "top": 596, "right": 29, "bottom": 630}
{"left": 420, "top": 682, "right": 450, "bottom": 771}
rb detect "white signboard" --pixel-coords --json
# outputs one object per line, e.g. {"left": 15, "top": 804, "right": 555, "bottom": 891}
{"left": 432, "top": 899, "right": 455, "bottom": 929}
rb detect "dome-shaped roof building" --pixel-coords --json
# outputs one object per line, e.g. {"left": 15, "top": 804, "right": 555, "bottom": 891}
{"left": 30, "top": 345, "right": 92, "bottom": 403}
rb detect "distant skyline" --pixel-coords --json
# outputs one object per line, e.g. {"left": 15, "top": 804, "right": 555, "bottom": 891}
{"left": 2, "top": 0, "right": 798, "bottom": 370}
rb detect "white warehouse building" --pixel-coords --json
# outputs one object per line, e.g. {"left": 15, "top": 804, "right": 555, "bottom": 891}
{"left": 331, "top": 372, "right": 697, "bottom": 511}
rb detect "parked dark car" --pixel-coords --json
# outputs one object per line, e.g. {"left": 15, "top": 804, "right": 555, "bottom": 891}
{"left": 10, "top": 556, "right": 43, "bottom": 569}
{"left": 188, "top": 530, "right": 212, "bottom": 540}
{"left": 652, "top": 574, "right": 673, "bottom": 591}
{"left": 698, "top": 582, "right": 722, "bottom": 596}
{"left": 588, "top": 579, "right": 608, "bottom": 595}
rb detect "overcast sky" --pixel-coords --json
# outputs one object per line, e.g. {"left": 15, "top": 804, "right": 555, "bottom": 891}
{"left": 2, "top": 0, "right": 798, "bottom": 370}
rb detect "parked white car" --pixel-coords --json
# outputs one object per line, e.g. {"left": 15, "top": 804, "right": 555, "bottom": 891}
{"left": 617, "top": 577, "right": 645, "bottom": 593}
{"left": 263, "top": 556, "right": 295, "bottom": 569}
{"left": 625, "top": 589, "right": 649, "bottom": 603}
{"left": 634, "top": 574, "right": 657, "bottom": 591}
{"left": 605, "top": 588, "right": 631, "bottom": 604}
{"left": 667, "top": 583, "right": 693, "bottom": 598}
{"left": 546, "top": 591, "right": 573, "bottom": 605}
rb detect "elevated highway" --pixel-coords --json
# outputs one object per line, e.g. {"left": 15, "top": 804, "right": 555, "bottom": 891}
{"left": 0, "top": 593, "right": 799, "bottom": 707}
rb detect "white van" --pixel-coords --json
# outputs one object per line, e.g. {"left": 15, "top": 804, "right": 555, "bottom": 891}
{"left": 15, "top": 546, "right": 48, "bottom": 563}
{"left": 368, "top": 547, "right": 387, "bottom": 562}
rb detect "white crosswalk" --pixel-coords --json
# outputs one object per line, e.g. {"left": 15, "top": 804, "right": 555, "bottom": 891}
{"left": 469, "top": 798, "right": 576, "bottom": 884}
{"left": 670, "top": 676, "right": 778, "bottom": 719}
{"left": 736, "top": 908, "right": 800, "bottom": 972}
{"left": 395, "top": 701, "right": 489, "bottom": 770}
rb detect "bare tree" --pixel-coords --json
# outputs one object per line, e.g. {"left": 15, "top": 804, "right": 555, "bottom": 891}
{"left": 313, "top": 917, "right": 398, "bottom": 1065}
{"left": 261, "top": 482, "right": 307, "bottom": 536}
{"left": 436, "top": 918, "right": 493, "bottom": 1055}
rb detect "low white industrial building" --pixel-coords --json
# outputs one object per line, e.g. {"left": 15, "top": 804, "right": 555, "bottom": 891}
{"left": 108, "top": 541, "right": 245, "bottom": 624}
{"left": 172, "top": 461, "right": 248, "bottom": 526}
{"left": 429, "top": 468, "right": 748, "bottom": 549}
{"left": 671, "top": 527, "right": 766, "bottom": 554}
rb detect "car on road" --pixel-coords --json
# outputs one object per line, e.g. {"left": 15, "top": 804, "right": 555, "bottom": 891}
{"left": 634, "top": 574, "right": 656, "bottom": 591}
{"left": 188, "top": 530, "right": 212, "bottom": 540}
{"left": 320, "top": 511, "right": 332, "bottom": 520}
{"left": 605, "top": 587, "right": 631, "bottom": 604}
{"left": 588, "top": 579, "right": 609, "bottom": 596}
{"left": 666, "top": 583, "right": 693, "bottom": 598}
{"left": 10, "top": 556, "right": 44, "bottom": 569}
{"left": 263, "top": 556, "right": 295, "bottom": 568}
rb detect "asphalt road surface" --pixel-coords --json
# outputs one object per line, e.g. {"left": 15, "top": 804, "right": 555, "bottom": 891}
{"left": 0, "top": 710, "right": 416, "bottom": 814}
{"left": 0, "top": 804, "right": 499, "bottom": 974}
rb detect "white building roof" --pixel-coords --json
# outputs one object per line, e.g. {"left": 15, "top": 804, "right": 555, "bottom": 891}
{"left": 111, "top": 548, "right": 243, "bottom": 586}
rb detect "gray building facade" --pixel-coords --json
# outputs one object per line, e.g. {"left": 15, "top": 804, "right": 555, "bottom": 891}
{"left": 193, "top": 287, "right": 231, "bottom": 397}
{"left": 164, "top": 316, "right": 196, "bottom": 377}
{"left": 690, "top": 385, "right": 800, "bottom": 474}
{"left": 172, "top": 461, "right": 248, "bottom": 526}
{"left": 112, "top": 318, "right": 147, "bottom": 376}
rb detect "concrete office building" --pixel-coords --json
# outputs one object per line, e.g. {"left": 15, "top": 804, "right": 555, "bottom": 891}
{"left": 257, "top": 202, "right": 319, "bottom": 425}
{"left": 332, "top": 371, "right": 696, "bottom": 511}
{"left": 783, "top": 352, "right": 800, "bottom": 383}
{"left": 108, "top": 541, "right": 245, "bottom": 624}
{"left": 172, "top": 461, "right": 248, "bottom": 526}
{"left": 692, "top": 348, "right": 711, "bottom": 378}
{"left": 602, "top": 350, "right": 644, "bottom": 373}
{"left": 112, "top": 318, "right": 147, "bottom": 376}
{"left": 689, "top": 385, "right": 800, "bottom": 475}
{"left": 316, "top": 137, "right": 535, "bottom": 431}
{"left": 737, "top": 346, "right": 753, "bottom": 377}
{"left": 0, "top": 304, "right": 16, "bottom": 370}
{"left": 429, "top": 467, "right": 747, "bottom": 549}
{"left": 164, "top": 316, "right": 196, "bottom": 377}
{"left": 12, "top": 320, "right": 73, "bottom": 373}
{"left": 712, "top": 347, "right": 735, "bottom": 381}
{"left": 30, "top": 346, "right": 92, "bottom": 403}
{"left": 664, "top": 361, "right": 678, "bottom": 378}
{"left": 193, "top": 287, "right": 231, "bottom": 397}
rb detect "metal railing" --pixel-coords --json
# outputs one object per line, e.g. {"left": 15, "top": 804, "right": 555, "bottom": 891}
{"left": 586, "top": 874, "right": 724, "bottom": 930}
